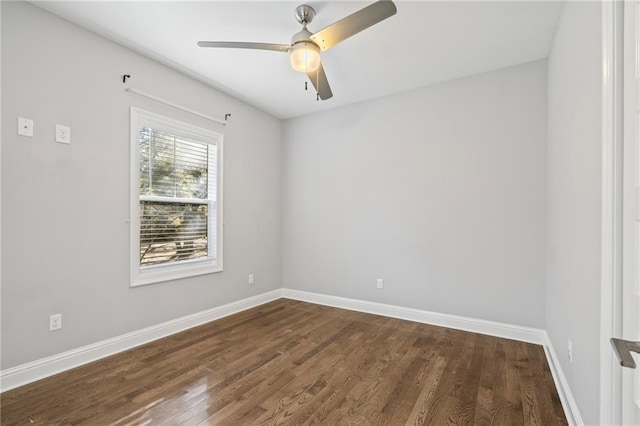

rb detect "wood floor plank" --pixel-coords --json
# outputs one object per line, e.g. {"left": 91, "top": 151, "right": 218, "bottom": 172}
{"left": 403, "top": 355, "right": 448, "bottom": 425}
{"left": 412, "top": 329, "right": 470, "bottom": 424}
{"left": 517, "top": 343, "right": 542, "bottom": 426}
{"left": 0, "top": 299, "right": 567, "bottom": 425}
{"left": 473, "top": 337, "right": 500, "bottom": 426}
{"left": 450, "top": 333, "right": 484, "bottom": 425}
{"left": 505, "top": 338, "right": 526, "bottom": 425}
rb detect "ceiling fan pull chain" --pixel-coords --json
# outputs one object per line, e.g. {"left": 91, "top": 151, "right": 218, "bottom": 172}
{"left": 305, "top": 81, "right": 308, "bottom": 91}
{"left": 316, "top": 68, "right": 320, "bottom": 101}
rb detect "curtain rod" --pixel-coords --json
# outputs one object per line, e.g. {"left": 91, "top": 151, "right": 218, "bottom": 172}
{"left": 125, "top": 87, "right": 228, "bottom": 126}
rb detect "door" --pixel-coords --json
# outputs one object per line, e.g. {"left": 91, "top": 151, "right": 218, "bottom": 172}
{"left": 621, "top": 0, "right": 640, "bottom": 423}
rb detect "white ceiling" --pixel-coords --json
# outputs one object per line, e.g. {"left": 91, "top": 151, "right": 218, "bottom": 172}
{"left": 34, "top": 1, "right": 563, "bottom": 119}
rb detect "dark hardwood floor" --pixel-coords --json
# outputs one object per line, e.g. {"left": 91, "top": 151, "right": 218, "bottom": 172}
{"left": 1, "top": 299, "right": 567, "bottom": 425}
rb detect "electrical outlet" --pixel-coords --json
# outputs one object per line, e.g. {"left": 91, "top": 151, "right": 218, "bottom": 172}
{"left": 49, "top": 314, "right": 62, "bottom": 331}
{"left": 55, "top": 124, "right": 71, "bottom": 144}
{"left": 567, "top": 340, "right": 573, "bottom": 363}
{"left": 248, "top": 274, "right": 254, "bottom": 285}
{"left": 376, "top": 278, "right": 384, "bottom": 289}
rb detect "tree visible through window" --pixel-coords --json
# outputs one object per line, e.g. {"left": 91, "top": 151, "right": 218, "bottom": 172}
{"left": 130, "top": 108, "right": 223, "bottom": 286}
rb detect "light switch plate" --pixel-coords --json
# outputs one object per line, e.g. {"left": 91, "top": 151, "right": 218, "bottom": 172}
{"left": 55, "top": 124, "right": 71, "bottom": 144}
{"left": 18, "top": 117, "right": 34, "bottom": 137}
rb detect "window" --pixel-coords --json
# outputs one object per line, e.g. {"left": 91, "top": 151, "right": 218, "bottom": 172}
{"left": 130, "top": 107, "right": 223, "bottom": 286}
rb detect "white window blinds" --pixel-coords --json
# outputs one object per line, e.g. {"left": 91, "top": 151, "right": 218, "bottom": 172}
{"left": 138, "top": 127, "right": 217, "bottom": 267}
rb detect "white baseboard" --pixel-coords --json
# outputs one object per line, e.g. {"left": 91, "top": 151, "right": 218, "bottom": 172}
{"left": 0, "top": 289, "right": 283, "bottom": 393}
{"left": 542, "top": 332, "right": 584, "bottom": 426}
{"left": 282, "top": 288, "right": 546, "bottom": 344}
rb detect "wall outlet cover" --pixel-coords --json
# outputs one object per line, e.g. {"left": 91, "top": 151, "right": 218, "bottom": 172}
{"left": 55, "top": 124, "right": 71, "bottom": 144}
{"left": 18, "top": 117, "right": 34, "bottom": 137}
{"left": 49, "top": 314, "right": 62, "bottom": 331}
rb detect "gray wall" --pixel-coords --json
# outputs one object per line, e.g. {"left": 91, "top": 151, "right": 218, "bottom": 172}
{"left": 1, "top": 2, "right": 282, "bottom": 369}
{"left": 282, "top": 60, "right": 548, "bottom": 328}
{"left": 546, "top": 2, "right": 602, "bottom": 424}
{"left": 2, "top": 8, "right": 607, "bottom": 423}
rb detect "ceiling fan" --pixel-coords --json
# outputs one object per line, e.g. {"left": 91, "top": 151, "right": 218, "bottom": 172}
{"left": 197, "top": 1, "right": 397, "bottom": 101}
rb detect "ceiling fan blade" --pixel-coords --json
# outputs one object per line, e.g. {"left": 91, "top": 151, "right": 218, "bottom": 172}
{"left": 307, "top": 63, "right": 333, "bottom": 100}
{"left": 197, "top": 41, "right": 290, "bottom": 52}
{"left": 310, "top": 1, "right": 397, "bottom": 51}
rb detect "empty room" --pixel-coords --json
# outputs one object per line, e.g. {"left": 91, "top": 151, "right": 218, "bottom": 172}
{"left": 1, "top": 0, "right": 637, "bottom": 424}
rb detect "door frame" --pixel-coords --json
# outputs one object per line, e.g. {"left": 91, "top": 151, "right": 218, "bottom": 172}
{"left": 600, "top": 0, "right": 625, "bottom": 424}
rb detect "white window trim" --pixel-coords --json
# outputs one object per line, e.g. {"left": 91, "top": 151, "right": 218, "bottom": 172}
{"left": 129, "top": 107, "right": 224, "bottom": 287}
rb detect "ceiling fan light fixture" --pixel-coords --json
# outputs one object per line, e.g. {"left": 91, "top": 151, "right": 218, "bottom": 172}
{"left": 289, "top": 41, "right": 320, "bottom": 73}
{"left": 198, "top": 1, "right": 397, "bottom": 100}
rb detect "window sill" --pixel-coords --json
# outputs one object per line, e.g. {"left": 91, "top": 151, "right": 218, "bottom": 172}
{"left": 131, "top": 259, "right": 222, "bottom": 287}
